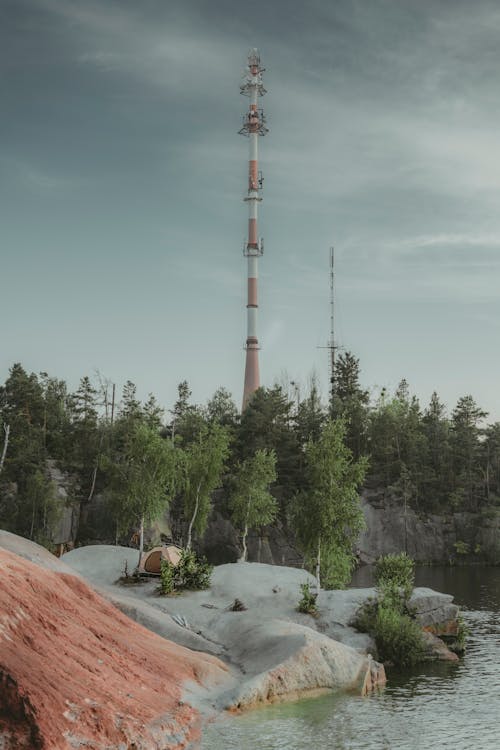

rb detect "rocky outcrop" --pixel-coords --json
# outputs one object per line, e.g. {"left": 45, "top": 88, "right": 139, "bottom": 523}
{"left": 63, "top": 549, "right": 387, "bottom": 707}
{"left": 358, "top": 489, "right": 500, "bottom": 564}
{"left": 409, "top": 588, "right": 459, "bottom": 636}
{"left": 0, "top": 542, "right": 229, "bottom": 750}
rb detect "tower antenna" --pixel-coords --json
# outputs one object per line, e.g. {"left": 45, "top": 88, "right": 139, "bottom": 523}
{"left": 239, "top": 49, "right": 268, "bottom": 411}
{"left": 318, "top": 247, "right": 337, "bottom": 408}
{"left": 329, "top": 246, "right": 336, "bottom": 403}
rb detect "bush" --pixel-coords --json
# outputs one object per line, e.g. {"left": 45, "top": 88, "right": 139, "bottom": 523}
{"left": 159, "top": 549, "right": 213, "bottom": 595}
{"left": 297, "top": 582, "right": 318, "bottom": 616}
{"left": 354, "top": 552, "right": 425, "bottom": 667}
{"left": 159, "top": 558, "right": 175, "bottom": 594}
{"left": 375, "top": 552, "right": 415, "bottom": 603}
{"left": 176, "top": 549, "right": 213, "bottom": 590}
{"left": 373, "top": 605, "right": 426, "bottom": 667}
{"left": 450, "top": 615, "right": 470, "bottom": 654}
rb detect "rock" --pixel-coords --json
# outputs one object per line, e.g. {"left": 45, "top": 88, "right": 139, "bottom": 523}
{"left": 62, "top": 551, "right": 386, "bottom": 707}
{"left": 410, "top": 588, "right": 459, "bottom": 636}
{"left": 421, "top": 631, "right": 459, "bottom": 662}
{"left": 0, "top": 545, "right": 229, "bottom": 749}
{"left": 0, "top": 529, "right": 77, "bottom": 574}
{"left": 357, "top": 489, "right": 500, "bottom": 564}
{"left": 217, "top": 618, "right": 386, "bottom": 709}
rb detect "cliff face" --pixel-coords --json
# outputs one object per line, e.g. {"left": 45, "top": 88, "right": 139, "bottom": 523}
{"left": 0, "top": 544, "right": 229, "bottom": 750}
{"left": 358, "top": 490, "right": 500, "bottom": 564}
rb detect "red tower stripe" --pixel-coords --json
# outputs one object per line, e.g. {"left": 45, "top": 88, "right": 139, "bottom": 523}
{"left": 248, "top": 218, "right": 257, "bottom": 244}
{"left": 248, "top": 277, "right": 258, "bottom": 306}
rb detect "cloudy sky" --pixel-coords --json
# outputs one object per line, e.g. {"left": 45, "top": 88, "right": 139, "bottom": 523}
{"left": 1, "top": 0, "right": 499, "bottom": 419}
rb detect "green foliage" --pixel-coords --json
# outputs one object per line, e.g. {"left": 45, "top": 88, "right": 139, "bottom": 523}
{"left": 297, "top": 582, "right": 318, "bottom": 616}
{"left": 453, "top": 540, "right": 470, "bottom": 555}
{"left": 331, "top": 351, "right": 369, "bottom": 457}
{"left": 292, "top": 418, "right": 367, "bottom": 588}
{"left": 108, "top": 422, "right": 179, "bottom": 536}
{"left": 314, "top": 544, "right": 356, "bottom": 590}
{"left": 373, "top": 605, "right": 426, "bottom": 667}
{"left": 159, "top": 549, "right": 213, "bottom": 594}
{"left": 230, "top": 448, "right": 277, "bottom": 560}
{"left": 159, "top": 558, "right": 175, "bottom": 594}
{"left": 183, "top": 422, "right": 231, "bottom": 547}
{"left": 355, "top": 552, "right": 425, "bottom": 667}
{"left": 375, "top": 552, "right": 415, "bottom": 602}
{"left": 237, "top": 386, "right": 301, "bottom": 502}
{"left": 451, "top": 615, "right": 470, "bottom": 653}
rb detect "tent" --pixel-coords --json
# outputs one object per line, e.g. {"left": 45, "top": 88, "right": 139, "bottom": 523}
{"left": 139, "top": 545, "right": 182, "bottom": 575}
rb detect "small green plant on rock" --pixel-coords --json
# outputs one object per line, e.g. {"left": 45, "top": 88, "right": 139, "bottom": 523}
{"left": 453, "top": 540, "right": 470, "bottom": 556}
{"left": 450, "top": 615, "right": 470, "bottom": 654}
{"left": 375, "top": 552, "right": 415, "bottom": 602}
{"left": 159, "top": 549, "right": 213, "bottom": 595}
{"left": 354, "top": 552, "right": 425, "bottom": 668}
{"left": 297, "top": 582, "right": 318, "bottom": 616}
{"left": 159, "top": 558, "right": 175, "bottom": 595}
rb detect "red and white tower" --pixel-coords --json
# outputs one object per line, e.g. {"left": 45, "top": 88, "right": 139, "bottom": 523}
{"left": 239, "top": 48, "right": 268, "bottom": 411}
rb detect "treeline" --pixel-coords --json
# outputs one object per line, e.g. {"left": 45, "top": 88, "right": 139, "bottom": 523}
{"left": 0, "top": 355, "right": 499, "bottom": 559}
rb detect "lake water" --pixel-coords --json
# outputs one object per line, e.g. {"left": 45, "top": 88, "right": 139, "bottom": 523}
{"left": 201, "top": 566, "right": 500, "bottom": 750}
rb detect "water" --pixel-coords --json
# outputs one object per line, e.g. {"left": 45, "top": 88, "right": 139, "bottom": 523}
{"left": 201, "top": 567, "right": 500, "bottom": 750}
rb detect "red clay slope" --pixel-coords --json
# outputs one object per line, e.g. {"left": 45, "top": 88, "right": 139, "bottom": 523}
{"left": 0, "top": 547, "right": 229, "bottom": 750}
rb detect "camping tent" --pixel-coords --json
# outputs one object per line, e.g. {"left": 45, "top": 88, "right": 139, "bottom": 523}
{"left": 139, "top": 545, "right": 182, "bottom": 575}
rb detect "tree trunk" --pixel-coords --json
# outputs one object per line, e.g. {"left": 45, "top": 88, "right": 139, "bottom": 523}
{"left": 0, "top": 424, "right": 10, "bottom": 474}
{"left": 87, "top": 465, "right": 98, "bottom": 504}
{"left": 137, "top": 515, "right": 144, "bottom": 569}
{"left": 30, "top": 496, "right": 37, "bottom": 541}
{"left": 315, "top": 536, "right": 321, "bottom": 590}
{"left": 186, "top": 485, "right": 201, "bottom": 550}
{"left": 239, "top": 524, "right": 248, "bottom": 563}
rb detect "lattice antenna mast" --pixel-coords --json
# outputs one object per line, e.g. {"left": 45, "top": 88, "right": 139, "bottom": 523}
{"left": 329, "top": 246, "right": 336, "bottom": 400}
{"left": 239, "top": 49, "right": 269, "bottom": 411}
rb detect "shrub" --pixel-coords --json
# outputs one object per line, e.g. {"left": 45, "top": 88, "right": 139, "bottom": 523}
{"left": 176, "top": 549, "right": 213, "bottom": 590}
{"left": 450, "top": 615, "right": 470, "bottom": 654}
{"left": 159, "top": 549, "right": 213, "bottom": 595}
{"left": 297, "top": 582, "right": 318, "bottom": 616}
{"left": 159, "top": 558, "right": 175, "bottom": 594}
{"left": 453, "top": 540, "right": 470, "bottom": 556}
{"left": 354, "top": 552, "right": 425, "bottom": 667}
{"left": 375, "top": 552, "right": 415, "bottom": 603}
{"left": 373, "top": 605, "right": 426, "bottom": 667}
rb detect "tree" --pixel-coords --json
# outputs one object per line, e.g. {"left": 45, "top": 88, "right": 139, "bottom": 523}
{"left": 450, "top": 395, "right": 487, "bottom": 511}
{"left": 183, "top": 422, "right": 231, "bottom": 549}
{"left": 230, "top": 449, "right": 277, "bottom": 561}
{"left": 331, "top": 352, "right": 369, "bottom": 457}
{"left": 295, "top": 377, "right": 325, "bottom": 446}
{"left": 481, "top": 423, "right": 500, "bottom": 502}
{"left": 237, "top": 386, "right": 301, "bottom": 503}
{"left": 142, "top": 393, "right": 165, "bottom": 431}
{"left": 108, "top": 423, "right": 179, "bottom": 565}
{"left": 421, "top": 392, "right": 451, "bottom": 508}
{"left": 292, "top": 419, "right": 368, "bottom": 589}
{"left": 206, "top": 387, "right": 238, "bottom": 428}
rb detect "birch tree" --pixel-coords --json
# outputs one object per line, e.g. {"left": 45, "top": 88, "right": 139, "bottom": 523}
{"left": 183, "top": 423, "right": 230, "bottom": 549}
{"left": 293, "top": 419, "right": 368, "bottom": 590}
{"left": 110, "top": 422, "right": 179, "bottom": 566}
{"left": 230, "top": 448, "right": 277, "bottom": 562}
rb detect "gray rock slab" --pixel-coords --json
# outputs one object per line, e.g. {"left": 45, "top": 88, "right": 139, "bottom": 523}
{"left": 63, "top": 544, "right": 139, "bottom": 585}
{"left": 0, "top": 530, "right": 78, "bottom": 575}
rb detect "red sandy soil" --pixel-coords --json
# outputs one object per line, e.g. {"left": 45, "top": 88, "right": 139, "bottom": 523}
{"left": 0, "top": 548, "right": 229, "bottom": 750}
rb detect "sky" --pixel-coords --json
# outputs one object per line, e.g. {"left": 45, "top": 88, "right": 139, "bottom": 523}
{"left": 1, "top": 0, "right": 500, "bottom": 420}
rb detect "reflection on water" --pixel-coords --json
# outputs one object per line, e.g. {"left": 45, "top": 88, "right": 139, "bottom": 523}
{"left": 201, "top": 567, "right": 500, "bottom": 750}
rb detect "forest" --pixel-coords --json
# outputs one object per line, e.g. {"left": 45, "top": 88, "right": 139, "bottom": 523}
{"left": 0, "top": 355, "right": 499, "bottom": 584}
